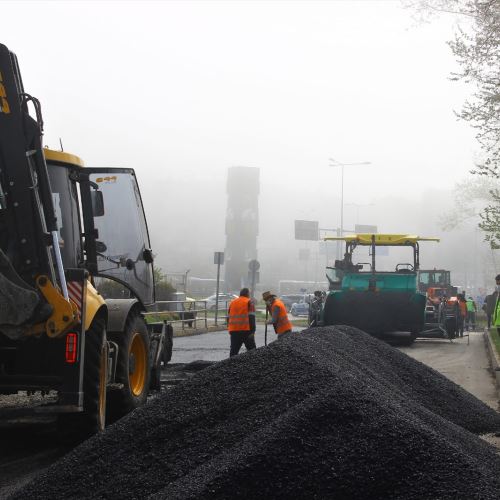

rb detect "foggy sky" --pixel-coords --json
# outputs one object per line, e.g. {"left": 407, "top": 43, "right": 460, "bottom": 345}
{"left": 2, "top": 1, "right": 491, "bottom": 293}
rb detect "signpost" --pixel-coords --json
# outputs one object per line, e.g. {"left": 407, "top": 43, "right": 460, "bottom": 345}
{"left": 248, "top": 259, "right": 260, "bottom": 299}
{"left": 214, "top": 252, "right": 224, "bottom": 324}
{"left": 294, "top": 220, "right": 319, "bottom": 241}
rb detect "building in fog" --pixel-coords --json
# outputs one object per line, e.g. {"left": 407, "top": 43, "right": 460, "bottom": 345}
{"left": 224, "top": 166, "right": 259, "bottom": 292}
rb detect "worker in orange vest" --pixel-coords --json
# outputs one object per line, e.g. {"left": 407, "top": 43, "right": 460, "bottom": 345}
{"left": 457, "top": 293, "right": 467, "bottom": 338}
{"left": 262, "top": 291, "right": 293, "bottom": 339}
{"left": 227, "top": 288, "right": 256, "bottom": 357}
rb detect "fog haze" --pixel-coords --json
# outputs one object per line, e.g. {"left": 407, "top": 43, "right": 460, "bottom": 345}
{"left": 2, "top": 1, "right": 491, "bottom": 294}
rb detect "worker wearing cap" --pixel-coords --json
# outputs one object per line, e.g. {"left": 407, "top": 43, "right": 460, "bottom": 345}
{"left": 262, "top": 291, "right": 292, "bottom": 338}
{"left": 227, "top": 288, "right": 256, "bottom": 357}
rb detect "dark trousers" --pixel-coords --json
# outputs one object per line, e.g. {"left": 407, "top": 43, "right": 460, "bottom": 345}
{"left": 230, "top": 331, "right": 256, "bottom": 357}
{"left": 458, "top": 316, "right": 465, "bottom": 337}
{"left": 466, "top": 311, "right": 476, "bottom": 330}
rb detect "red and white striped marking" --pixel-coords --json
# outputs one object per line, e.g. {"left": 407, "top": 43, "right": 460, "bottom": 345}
{"left": 67, "top": 281, "right": 83, "bottom": 315}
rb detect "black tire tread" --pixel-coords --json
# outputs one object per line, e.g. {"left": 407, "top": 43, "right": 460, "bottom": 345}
{"left": 107, "top": 312, "right": 151, "bottom": 422}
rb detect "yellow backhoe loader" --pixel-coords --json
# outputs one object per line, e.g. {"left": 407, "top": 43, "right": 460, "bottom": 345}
{"left": 0, "top": 43, "right": 169, "bottom": 438}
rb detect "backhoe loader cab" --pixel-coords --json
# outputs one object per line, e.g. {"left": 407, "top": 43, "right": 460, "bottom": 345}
{"left": 322, "top": 234, "right": 439, "bottom": 344}
{"left": 0, "top": 42, "right": 167, "bottom": 437}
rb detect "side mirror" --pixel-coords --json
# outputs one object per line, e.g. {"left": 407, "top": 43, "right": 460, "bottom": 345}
{"left": 95, "top": 240, "right": 107, "bottom": 253}
{"left": 143, "top": 248, "right": 154, "bottom": 264}
{"left": 91, "top": 190, "right": 105, "bottom": 217}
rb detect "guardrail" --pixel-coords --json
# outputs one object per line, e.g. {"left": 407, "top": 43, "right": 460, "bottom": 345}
{"left": 144, "top": 300, "right": 231, "bottom": 330}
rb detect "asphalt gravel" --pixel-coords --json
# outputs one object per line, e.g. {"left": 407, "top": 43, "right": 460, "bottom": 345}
{"left": 12, "top": 326, "right": 500, "bottom": 500}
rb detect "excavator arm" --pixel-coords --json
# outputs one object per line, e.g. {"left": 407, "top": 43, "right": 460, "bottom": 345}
{"left": 0, "top": 43, "right": 69, "bottom": 335}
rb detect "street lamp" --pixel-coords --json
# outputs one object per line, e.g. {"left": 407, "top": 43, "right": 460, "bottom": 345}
{"left": 328, "top": 158, "right": 371, "bottom": 239}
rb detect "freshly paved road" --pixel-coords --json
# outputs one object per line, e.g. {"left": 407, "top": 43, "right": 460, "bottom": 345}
{"left": 400, "top": 331, "right": 499, "bottom": 410}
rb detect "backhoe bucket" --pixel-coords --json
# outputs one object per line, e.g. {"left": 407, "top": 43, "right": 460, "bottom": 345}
{"left": 0, "top": 248, "right": 39, "bottom": 326}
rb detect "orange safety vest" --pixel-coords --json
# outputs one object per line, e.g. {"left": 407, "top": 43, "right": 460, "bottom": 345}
{"left": 272, "top": 299, "right": 293, "bottom": 334}
{"left": 228, "top": 296, "right": 251, "bottom": 332}
{"left": 458, "top": 300, "right": 467, "bottom": 318}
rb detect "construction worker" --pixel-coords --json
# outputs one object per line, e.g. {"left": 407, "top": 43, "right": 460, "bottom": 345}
{"left": 466, "top": 296, "right": 477, "bottom": 331}
{"left": 227, "top": 288, "right": 256, "bottom": 357}
{"left": 492, "top": 275, "right": 500, "bottom": 330}
{"left": 262, "top": 291, "right": 293, "bottom": 338}
{"left": 457, "top": 294, "right": 467, "bottom": 338}
{"left": 483, "top": 293, "right": 497, "bottom": 329}
{"left": 309, "top": 291, "right": 324, "bottom": 327}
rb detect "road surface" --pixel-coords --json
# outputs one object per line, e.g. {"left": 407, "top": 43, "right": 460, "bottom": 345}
{"left": 400, "top": 331, "right": 498, "bottom": 410}
{"left": 171, "top": 324, "right": 298, "bottom": 363}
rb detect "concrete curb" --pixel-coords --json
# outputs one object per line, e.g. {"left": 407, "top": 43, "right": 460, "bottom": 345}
{"left": 483, "top": 328, "right": 500, "bottom": 396}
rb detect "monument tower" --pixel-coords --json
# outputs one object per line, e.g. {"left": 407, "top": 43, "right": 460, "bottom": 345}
{"left": 224, "top": 167, "right": 260, "bottom": 291}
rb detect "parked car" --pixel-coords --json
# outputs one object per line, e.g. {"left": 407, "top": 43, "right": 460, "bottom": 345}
{"left": 282, "top": 294, "right": 308, "bottom": 312}
{"left": 290, "top": 301, "right": 309, "bottom": 317}
{"left": 204, "top": 293, "right": 238, "bottom": 311}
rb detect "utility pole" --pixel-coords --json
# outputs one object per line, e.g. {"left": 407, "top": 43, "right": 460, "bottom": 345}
{"left": 328, "top": 158, "right": 371, "bottom": 258}
{"left": 214, "top": 252, "right": 224, "bottom": 325}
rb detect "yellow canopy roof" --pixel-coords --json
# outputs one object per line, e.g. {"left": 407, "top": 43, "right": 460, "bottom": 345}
{"left": 43, "top": 148, "right": 85, "bottom": 168}
{"left": 324, "top": 234, "right": 440, "bottom": 246}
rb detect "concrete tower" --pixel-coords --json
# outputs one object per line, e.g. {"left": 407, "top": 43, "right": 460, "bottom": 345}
{"left": 224, "top": 166, "right": 260, "bottom": 292}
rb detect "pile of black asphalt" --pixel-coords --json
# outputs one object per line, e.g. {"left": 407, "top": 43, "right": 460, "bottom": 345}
{"left": 13, "top": 326, "right": 500, "bottom": 500}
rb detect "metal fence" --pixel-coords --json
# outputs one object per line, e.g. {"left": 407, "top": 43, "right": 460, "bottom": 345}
{"left": 144, "top": 300, "right": 231, "bottom": 330}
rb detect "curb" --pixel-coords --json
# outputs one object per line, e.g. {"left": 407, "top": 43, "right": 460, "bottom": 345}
{"left": 483, "top": 328, "right": 500, "bottom": 397}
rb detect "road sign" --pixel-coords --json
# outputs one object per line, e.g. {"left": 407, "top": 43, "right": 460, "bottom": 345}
{"left": 214, "top": 252, "right": 224, "bottom": 265}
{"left": 355, "top": 224, "right": 377, "bottom": 234}
{"left": 295, "top": 220, "right": 319, "bottom": 241}
{"left": 248, "top": 259, "right": 260, "bottom": 272}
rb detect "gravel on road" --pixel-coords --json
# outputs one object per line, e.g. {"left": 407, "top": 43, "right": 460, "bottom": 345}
{"left": 12, "top": 326, "right": 500, "bottom": 500}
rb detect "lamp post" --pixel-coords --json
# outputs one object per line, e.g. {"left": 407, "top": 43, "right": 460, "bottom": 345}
{"left": 328, "top": 158, "right": 371, "bottom": 258}
{"left": 328, "top": 158, "right": 371, "bottom": 237}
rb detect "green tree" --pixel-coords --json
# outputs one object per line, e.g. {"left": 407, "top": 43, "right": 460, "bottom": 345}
{"left": 440, "top": 176, "right": 500, "bottom": 230}
{"left": 95, "top": 277, "right": 128, "bottom": 299}
{"left": 153, "top": 265, "right": 176, "bottom": 300}
{"left": 407, "top": 0, "right": 500, "bottom": 245}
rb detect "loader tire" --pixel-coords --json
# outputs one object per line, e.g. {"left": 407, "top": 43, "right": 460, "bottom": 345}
{"left": 58, "top": 317, "right": 108, "bottom": 442}
{"left": 162, "top": 324, "right": 173, "bottom": 366}
{"left": 150, "top": 337, "right": 163, "bottom": 391}
{"left": 107, "top": 313, "right": 151, "bottom": 422}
